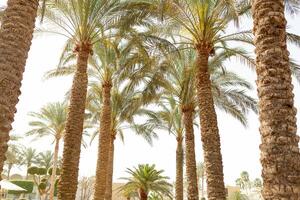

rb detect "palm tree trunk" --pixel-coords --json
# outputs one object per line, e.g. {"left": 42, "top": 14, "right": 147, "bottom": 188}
{"left": 175, "top": 135, "right": 184, "bottom": 200}
{"left": 182, "top": 106, "right": 199, "bottom": 200}
{"left": 49, "top": 138, "right": 60, "bottom": 200}
{"left": 105, "top": 134, "right": 115, "bottom": 200}
{"left": 139, "top": 190, "right": 147, "bottom": 200}
{"left": 201, "top": 171, "right": 205, "bottom": 198}
{"left": 252, "top": 1, "right": 300, "bottom": 199}
{"left": 58, "top": 43, "right": 91, "bottom": 200}
{"left": 7, "top": 164, "right": 12, "bottom": 180}
{"left": 93, "top": 82, "right": 112, "bottom": 200}
{"left": 195, "top": 49, "right": 226, "bottom": 200}
{"left": 0, "top": 0, "right": 38, "bottom": 179}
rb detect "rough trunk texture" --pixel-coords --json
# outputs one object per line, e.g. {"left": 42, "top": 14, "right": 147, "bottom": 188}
{"left": 139, "top": 190, "right": 147, "bottom": 200}
{"left": 182, "top": 106, "right": 199, "bottom": 200}
{"left": 93, "top": 82, "right": 112, "bottom": 200}
{"left": 195, "top": 49, "right": 226, "bottom": 200}
{"left": 0, "top": 0, "right": 38, "bottom": 178}
{"left": 252, "top": 0, "right": 300, "bottom": 199}
{"left": 58, "top": 44, "right": 90, "bottom": 200}
{"left": 49, "top": 138, "right": 60, "bottom": 200}
{"left": 105, "top": 134, "right": 116, "bottom": 200}
{"left": 175, "top": 135, "right": 184, "bottom": 200}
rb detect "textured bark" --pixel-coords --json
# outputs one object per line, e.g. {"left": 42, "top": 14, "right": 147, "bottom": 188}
{"left": 93, "top": 82, "right": 112, "bottom": 200}
{"left": 182, "top": 106, "right": 199, "bottom": 200}
{"left": 175, "top": 135, "right": 184, "bottom": 200}
{"left": 58, "top": 43, "right": 90, "bottom": 200}
{"left": 105, "top": 134, "right": 116, "bottom": 200}
{"left": 139, "top": 190, "right": 147, "bottom": 200}
{"left": 0, "top": 0, "right": 38, "bottom": 178}
{"left": 195, "top": 49, "right": 226, "bottom": 200}
{"left": 252, "top": 0, "right": 300, "bottom": 199}
{"left": 49, "top": 138, "right": 60, "bottom": 200}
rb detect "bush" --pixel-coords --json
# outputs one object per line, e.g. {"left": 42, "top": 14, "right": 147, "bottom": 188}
{"left": 48, "top": 167, "right": 61, "bottom": 175}
{"left": 7, "top": 180, "right": 34, "bottom": 195}
{"left": 27, "top": 166, "right": 47, "bottom": 175}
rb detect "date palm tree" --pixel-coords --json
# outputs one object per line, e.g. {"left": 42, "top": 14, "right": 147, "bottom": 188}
{"left": 0, "top": 0, "right": 38, "bottom": 178}
{"left": 19, "top": 147, "right": 38, "bottom": 178}
{"left": 252, "top": 0, "right": 300, "bottom": 199}
{"left": 120, "top": 164, "right": 173, "bottom": 200}
{"left": 41, "top": 1, "right": 122, "bottom": 199}
{"left": 27, "top": 102, "right": 67, "bottom": 200}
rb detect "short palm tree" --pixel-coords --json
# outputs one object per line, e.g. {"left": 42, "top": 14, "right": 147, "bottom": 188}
{"left": 252, "top": 0, "right": 300, "bottom": 199}
{"left": 19, "top": 147, "right": 38, "bottom": 178}
{"left": 27, "top": 102, "right": 67, "bottom": 200}
{"left": 120, "top": 164, "right": 173, "bottom": 200}
{"left": 41, "top": 1, "right": 121, "bottom": 199}
{"left": 36, "top": 151, "right": 54, "bottom": 171}
{"left": 0, "top": 0, "right": 38, "bottom": 176}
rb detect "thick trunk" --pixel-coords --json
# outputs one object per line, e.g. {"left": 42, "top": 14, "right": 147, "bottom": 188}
{"left": 175, "top": 136, "right": 184, "bottom": 200}
{"left": 252, "top": 0, "right": 300, "bottom": 199}
{"left": 58, "top": 44, "right": 90, "bottom": 200}
{"left": 139, "top": 190, "right": 147, "bottom": 200}
{"left": 182, "top": 107, "right": 199, "bottom": 200}
{"left": 49, "top": 138, "right": 60, "bottom": 200}
{"left": 195, "top": 49, "right": 226, "bottom": 200}
{"left": 0, "top": 0, "right": 38, "bottom": 178}
{"left": 93, "top": 82, "right": 112, "bottom": 200}
{"left": 105, "top": 135, "right": 115, "bottom": 200}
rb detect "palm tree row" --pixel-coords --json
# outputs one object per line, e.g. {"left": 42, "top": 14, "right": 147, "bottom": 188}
{"left": 0, "top": 0, "right": 299, "bottom": 200}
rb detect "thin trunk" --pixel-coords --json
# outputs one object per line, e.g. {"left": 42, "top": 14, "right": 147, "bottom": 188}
{"left": 93, "top": 82, "right": 112, "bottom": 200}
{"left": 0, "top": 0, "right": 38, "bottom": 179}
{"left": 195, "top": 49, "right": 226, "bottom": 200}
{"left": 58, "top": 43, "right": 90, "bottom": 200}
{"left": 49, "top": 138, "right": 60, "bottom": 200}
{"left": 7, "top": 164, "right": 12, "bottom": 180}
{"left": 182, "top": 106, "right": 199, "bottom": 200}
{"left": 201, "top": 172, "right": 205, "bottom": 198}
{"left": 175, "top": 136, "right": 184, "bottom": 200}
{"left": 252, "top": 0, "right": 300, "bottom": 199}
{"left": 105, "top": 134, "right": 115, "bottom": 200}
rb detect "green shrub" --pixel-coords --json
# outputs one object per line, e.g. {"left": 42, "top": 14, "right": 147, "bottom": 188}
{"left": 27, "top": 166, "right": 47, "bottom": 175}
{"left": 7, "top": 180, "right": 34, "bottom": 195}
{"left": 48, "top": 167, "right": 61, "bottom": 175}
{"left": 39, "top": 182, "right": 47, "bottom": 190}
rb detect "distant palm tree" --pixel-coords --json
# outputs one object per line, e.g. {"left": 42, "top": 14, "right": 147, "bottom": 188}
{"left": 197, "top": 162, "right": 205, "bottom": 199}
{"left": 120, "top": 164, "right": 173, "bottom": 200}
{"left": 36, "top": 151, "right": 53, "bottom": 171}
{"left": 4, "top": 134, "right": 22, "bottom": 179}
{"left": 27, "top": 102, "right": 67, "bottom": 200}
{"left": 19, "top": 147, "right": 38, "bottom": 178}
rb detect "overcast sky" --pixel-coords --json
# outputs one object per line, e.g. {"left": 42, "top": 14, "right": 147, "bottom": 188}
{"left": 1, "top": 0, "right": 300, "bottom": 186}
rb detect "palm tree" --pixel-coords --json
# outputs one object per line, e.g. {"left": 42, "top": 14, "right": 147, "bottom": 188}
{"left": 0, "top": 0, "right": 38, "bottom": 178}
{"left": 130, "top": 1, "right": 257, "bottom": 198}
{"left": 41, "top": 1, "right": 121, "bottom": 199}
{"left": 252, "top": 0, "right": 300, "bottom": 199}
{"left": 120, "top": 164, "right": 173, "bottom": 200}
{"left": 19, "top": 147, "right": 38, "bottom": 178}
{"left": 197, "top": 162, "right": 205, "bottom": 199}
{"left": 36, "top": 151, "right": 53, "bottom": 171}
{"left": 27, "top": 102, "right": 67, "bottom": 200}
{"left": 149, "top": 47, "right": 257, "bottom": 200}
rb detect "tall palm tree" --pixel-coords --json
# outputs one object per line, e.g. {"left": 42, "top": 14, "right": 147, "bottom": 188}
{"left": 0, "top": 0, "right": 38, "bottom": 178}
{"left": 27, "top": 102, "right": 67, "bottom": 200}
{"left": 41, "top": 1, "right": 121, "bottom": 199}
{"left": 149, "top": 47, "right": 257, "bottom": 200}
{"left": 120, "top": 164, "right": 173, "bottom": 200}
{"left": 19, "top": 147, "right": 38, "bottom": 178}
{"left": 252, "top": 0, "right": 300, "bottom": 199}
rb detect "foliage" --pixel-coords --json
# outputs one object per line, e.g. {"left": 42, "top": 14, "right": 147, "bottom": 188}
{"left": 120, "top": 164, "right": 173, "bottom": 199}
{"left": 228, "top": 191, "right": 249, "bottom": 200}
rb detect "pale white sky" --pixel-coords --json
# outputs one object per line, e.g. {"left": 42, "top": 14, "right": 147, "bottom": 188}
{"left": 1, "top": 0, "right": 300, "bottom": 186}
